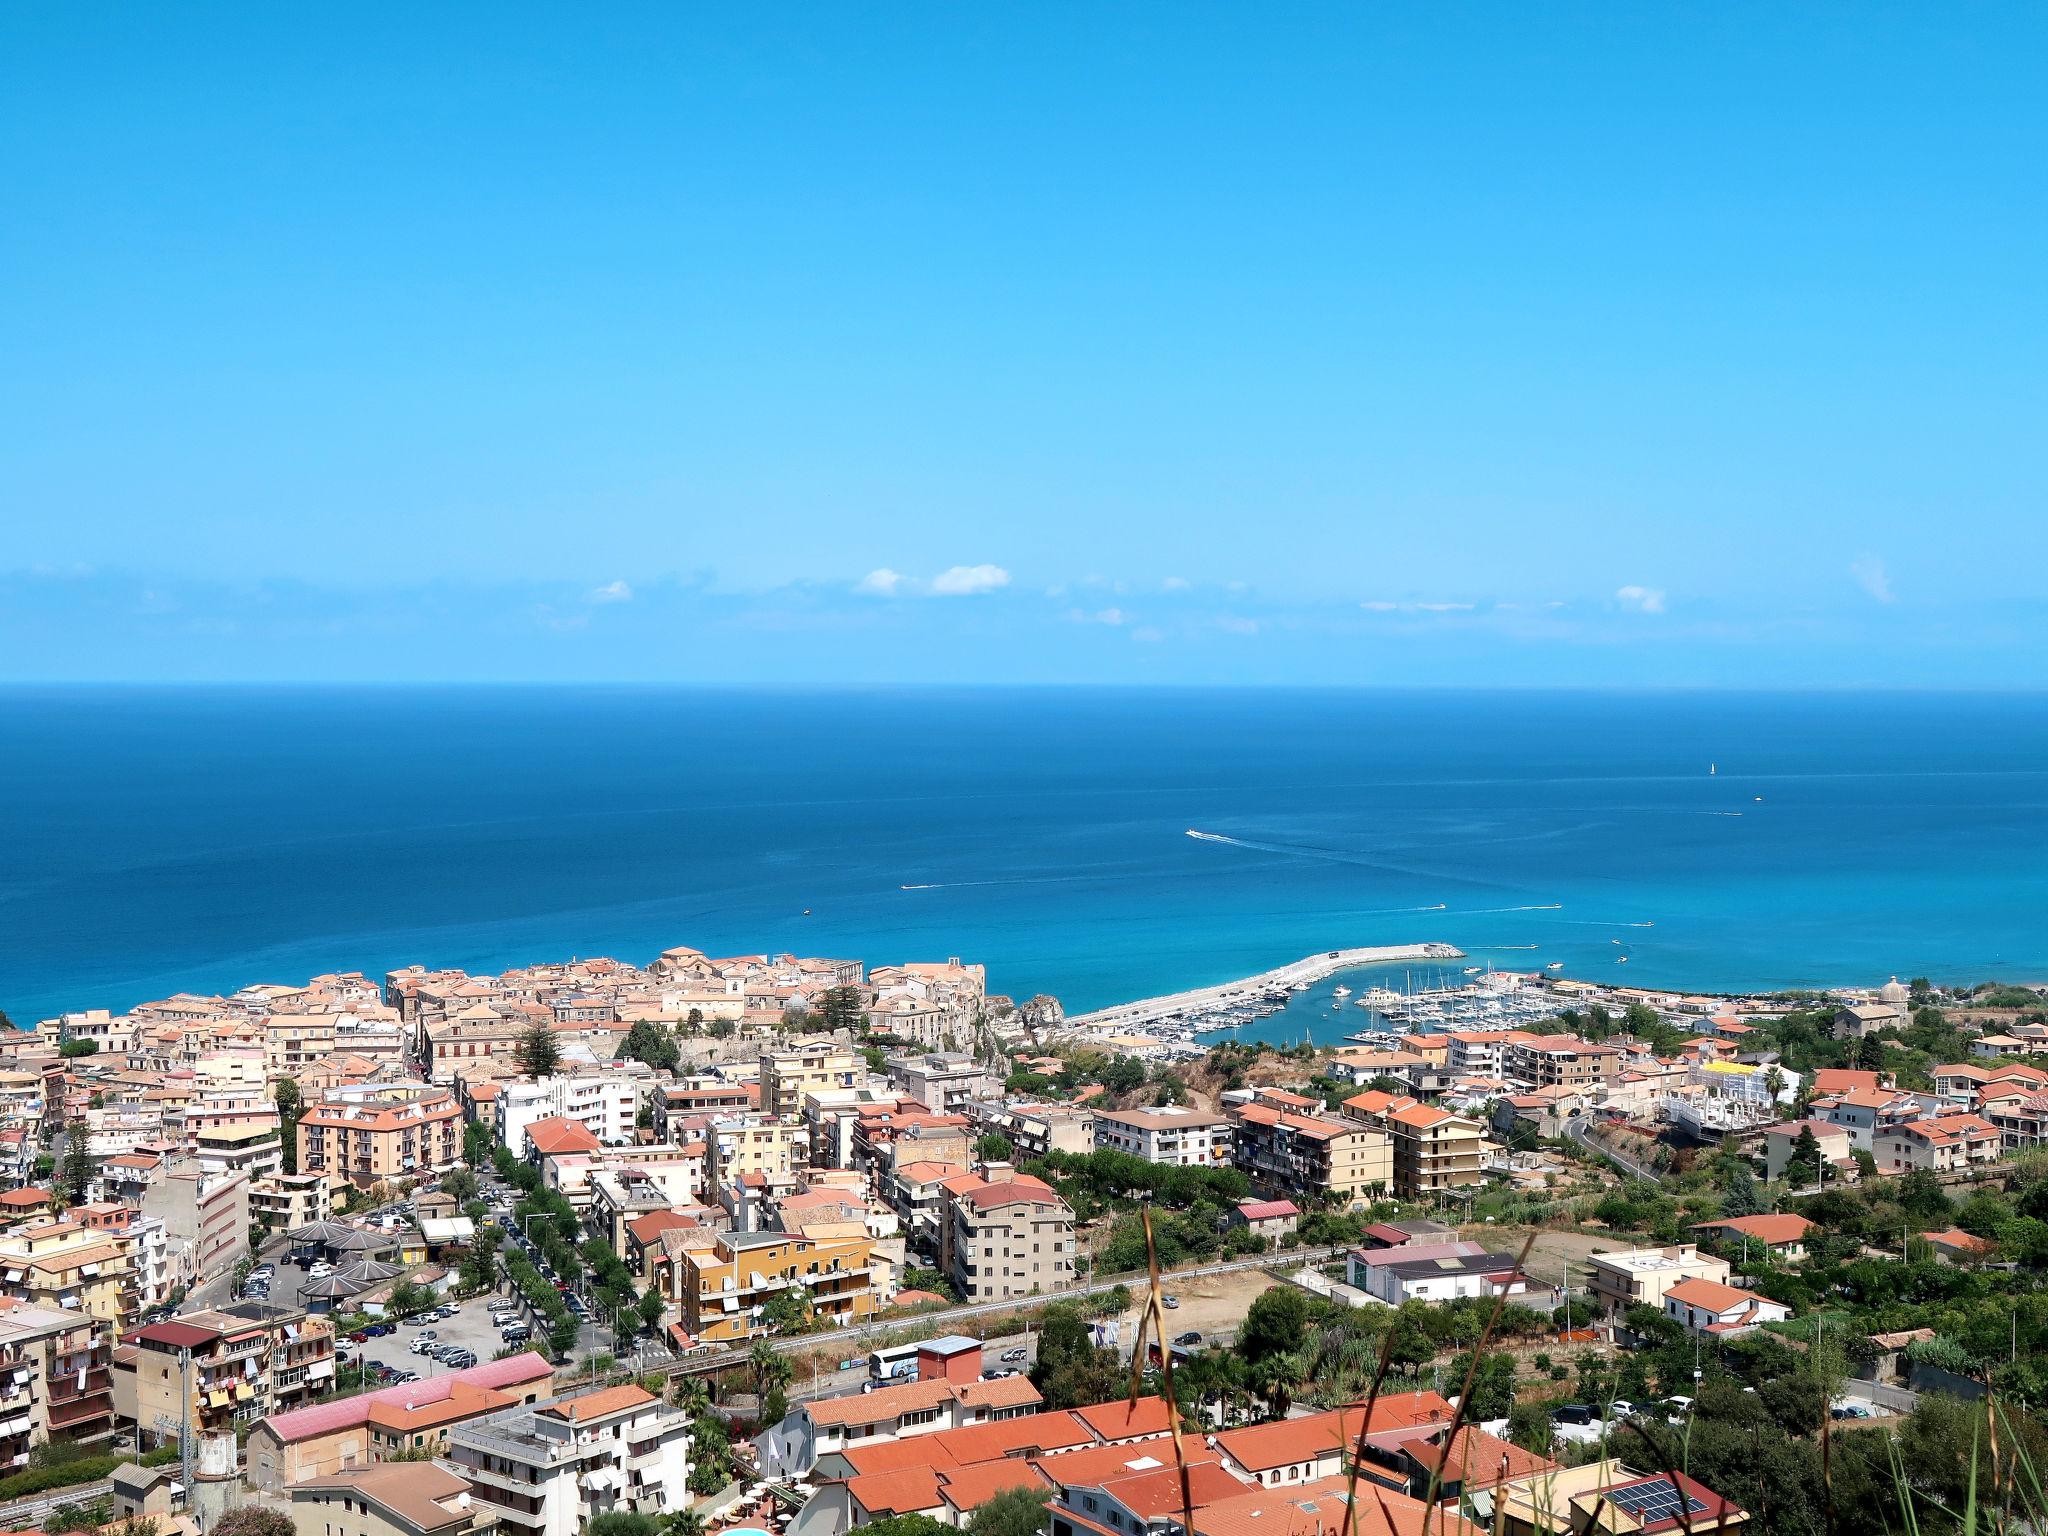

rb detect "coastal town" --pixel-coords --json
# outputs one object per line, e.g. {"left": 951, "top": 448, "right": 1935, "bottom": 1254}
{"left": 1, "top": 942, "right": 2043, "bottom": 1536}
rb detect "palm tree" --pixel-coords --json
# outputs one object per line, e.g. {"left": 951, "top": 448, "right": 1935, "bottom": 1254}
{"left": 1249, "top": 1349, "right": 1307, "bottom": 1416}
{"left": 748, "top": 1338, "right": 793, "bottom": 1405}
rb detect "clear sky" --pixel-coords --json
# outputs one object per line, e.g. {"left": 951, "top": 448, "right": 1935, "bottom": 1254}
{"left": 3, "top": 5, "right": 2044, "bottom": 685}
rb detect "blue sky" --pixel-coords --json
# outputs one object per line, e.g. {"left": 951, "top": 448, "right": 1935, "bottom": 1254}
{"left": 3, "top": 5, "right": 2044, "bottom": 684}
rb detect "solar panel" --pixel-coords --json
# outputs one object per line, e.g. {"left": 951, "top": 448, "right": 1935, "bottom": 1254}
{"left": 1607, "top": 1478, "right": 1708, "bottom": 1526}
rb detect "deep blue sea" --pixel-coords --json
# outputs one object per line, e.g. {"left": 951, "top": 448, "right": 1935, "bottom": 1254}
{"left": 5, "top": 687, "right": 2048, "bottom": 1032}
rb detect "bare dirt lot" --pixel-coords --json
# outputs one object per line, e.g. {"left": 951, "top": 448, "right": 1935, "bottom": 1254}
{"left": 1105, "top": 1262, "right": 1286, "bottom": 1346}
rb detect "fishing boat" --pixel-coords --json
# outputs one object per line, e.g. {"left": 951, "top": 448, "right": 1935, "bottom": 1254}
{"left": 1546, "top": 961, "right": 1564, "bottom": 971}
{"left": 1332, "top": 985, "right": 1351, "bottom": 997}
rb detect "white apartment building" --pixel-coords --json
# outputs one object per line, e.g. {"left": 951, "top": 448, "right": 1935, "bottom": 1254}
{"left": 447, "top": 1383, "right": 691, "bottom": 1536}
{"left": 1092, "top": 1107, "right": 1233, "bottom": 1167}
{"left": 496, "top": 1075, "right": 645, "bottom": 1158}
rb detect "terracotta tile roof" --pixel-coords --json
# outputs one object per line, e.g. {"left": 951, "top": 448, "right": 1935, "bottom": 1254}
{"left": 847, "top": 1467, "right": 944, "bottom": 1517}
{"left": 539, "top": 1383, "right": 655, "bottom": 1422}
{"left": 839, "top": 1438, "right": 963, "bottom": 1477}
{"left": 1402, "top": 1426, "right": 1554, "bottom": 1491}
{"left": 937, "top": 1460, "right": 1056, "bottom": 1514}
{"left": 1070, "top": 1395, "right": 1176, "bottom": 1441}
{"left": 1923, "top": 1227, "right": 1995, "bottom": 1254}
{"left": 1664, "top": 1276, "right": 1778, "bottom": 1314}
{"left": 930, "top": 1410, "right": 1094, "bottom": 1464}
{"left": 524, "top": 1115, "right": 603, "bottom": 1155}
{"left": 1691, "top": 1213, "right": 1814, "bottom": 1245}
{"left": 1213, "top": 1394, "right": 1455, "bottom": 1473}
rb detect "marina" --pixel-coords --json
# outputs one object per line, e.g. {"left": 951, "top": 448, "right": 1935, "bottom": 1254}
{"left": 1343, "top": 967, "right": 1564, "bottom": 1037}
{"left": 1060, "top": 941, "right": 1465, "bottom": 1043}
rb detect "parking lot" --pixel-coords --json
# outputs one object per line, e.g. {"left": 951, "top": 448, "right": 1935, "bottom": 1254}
{"left": 337, "top": 1295, "right": 527, "bottom": 1383}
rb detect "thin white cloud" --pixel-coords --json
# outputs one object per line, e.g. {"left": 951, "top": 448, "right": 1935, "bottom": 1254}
{"left": 1216, "top": 615, "right": 1260, "bottom": 636}
{"left": 589, "top": 580, "right": 633, "bottom": 604}
{"left": 1615, "top": 585, "right": 1667, "bottom": 615}
{"left": 1851, "top": 554, "right": 1896, "bottom": 604}
{"left": 1064, "top": 607, "right": 1128, "bottom": 627}
{"left": 929, "top": 563, "right": 1011, "bottom": 596}
{"left": 1160, "top": 576, "right": 1190, "bottom": 592}
{"left": 858, "top": 568, "right": 907, "bottom": 596}
{"left": 1131, "top": 626, "right": 1164, "bottom": 644}
{"left": 1360, "top": 599, "right": 1477, "bottom": 614}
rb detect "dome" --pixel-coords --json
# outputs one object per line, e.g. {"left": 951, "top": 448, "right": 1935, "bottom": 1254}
{"left": 1879, "top": 977, "right": 1910, "bottom": 1002}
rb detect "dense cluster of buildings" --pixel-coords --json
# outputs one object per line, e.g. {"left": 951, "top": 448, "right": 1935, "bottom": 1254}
{"left": 4, "top": 950, "right": 2033, "bottom": 1536}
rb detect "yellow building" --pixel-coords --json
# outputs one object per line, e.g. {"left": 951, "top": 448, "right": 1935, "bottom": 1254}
{"left": 759, "top": 1045, "right": 863, "bottom": 1119}
{"left": 672, "top": 1228, "right": 878, "bottom": 1344}
{"left": 0, "top": 1217, "right": 135, "bottom": 1329}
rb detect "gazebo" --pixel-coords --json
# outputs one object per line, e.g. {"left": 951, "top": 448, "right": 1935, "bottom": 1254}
{"left": 296, "top": 1270, "right": 367, "bottom": 1313}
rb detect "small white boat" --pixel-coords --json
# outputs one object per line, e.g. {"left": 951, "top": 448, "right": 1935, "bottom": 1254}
{"left": 1462, "top": 966, "right": 1481, "bottom": 976}
{"left": 1332, "top": 985, "right": 1351, "bottom": 997}
{"left": 1616, "top": 956, "right": 1629, "bottom": 964}
{"left": 1546, "top": 961, "right": 1564, "bottom": 971}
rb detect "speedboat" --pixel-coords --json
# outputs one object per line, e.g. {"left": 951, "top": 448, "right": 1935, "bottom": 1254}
{"left": 1546, "top": 962, "right": 1564, "bottom": 971}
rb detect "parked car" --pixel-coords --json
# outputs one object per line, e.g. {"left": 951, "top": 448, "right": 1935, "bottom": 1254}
{"left": 1173, "top": 1331, "right": 1202, "bottom": 1347}
{"left": 364, "top": 1323, "right": 395, "bottom": 1338}
{"left": 500, "top": 1325, "right": 531, "bottom": 1343}
{"left": 1831, "top": 1404, "right": 1875, "bottom": 1420}
{"left": 1550, "top": 1405, "right": 1593, "bottom": 1426}
{"left": 348, "top": 1330, "right": 371, "bottom": 1343}
{"left": 409, "top": 1338, "right": 438, "bottom": 1356}
{"left": 1162, "top": 1295, "right": 1179, "bottom": 1309}
{"left": 999, "top": 1347, "right": 1029, "bottom": 1364}
{"left": 441, "top": 1349, "right": 477, "bottom": 1369}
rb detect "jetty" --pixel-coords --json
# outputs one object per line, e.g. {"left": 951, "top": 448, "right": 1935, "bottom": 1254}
{"left": 1063, "top": 941, "right": 1465, "bottom": 1033}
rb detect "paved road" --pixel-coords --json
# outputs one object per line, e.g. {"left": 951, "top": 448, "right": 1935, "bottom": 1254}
{"left": 665, "top": 1245, "right": 1349, "bottom": 1378}
{"left": 1564, "top": 1115, "right": 1662, "bottom": 1182}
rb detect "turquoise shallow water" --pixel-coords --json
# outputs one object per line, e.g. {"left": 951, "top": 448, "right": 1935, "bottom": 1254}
{"left": 4, "top": 686, "right": 2047, "bottom": 1030}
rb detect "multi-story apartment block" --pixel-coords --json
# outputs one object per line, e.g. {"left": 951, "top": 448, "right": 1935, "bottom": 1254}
{"left": 297, "top": 1084, "right": 462, "bottom": 1189}
{"left": 1231, "top": 1101, "right": 1392, "bottom": 1208}
{"left": 760, "top": 1045, "right": 863, "bottom": 1119}
{"left": 670, "top": 1228, "right": 879, "bottom": 1344}
{"left": 970, "top": 1102, "right": 1098, "bottom": 1161}
{"left": 941, "top": 1174, "right": 1075, "bottom": 1303}
{"left": 262, "top": 1013, "right": 339, "bottom": 1077}
{"left": 194, "top": 1121, "right": 285, "bottom": 1181}
{"left": 1092, "top": 1107, "right": 1233, "bottom": 1167}
{"left": 251, "top": 1172, "right": 333, "bottom": 1232}
{"left": 1874, "top": 1112, "right": 2003, "bottom": 1174}
{"left": 707, "top": 1116, "right": 807, "bottom": 1194}
{"left": 125, "top": 1304, "right": 336, "bottom": 1475}
{"left": 888, "top": 1054, "right": 993, "bottom": 1115}
{"left": 1585, "top": 1244, "right": 1732, "bottom": 1316}
{"left": 0, "top": 1217, "right": 136, "bottom": 1330}
{"left": 496, "top": 1075, "right": 645, "bottom": 1158}
{"left": 445, "top": 1384, "right": 692, "bottom": 1536}
{"left": 1504, "top": 1037, "right": 1623, "bottom": 1090}
{"left": 1344, "top": 1098, "right": 1486, "bottom": 1200}
{"left": 141, "top": 1160, "right": 250, "bottom": 1287}
{"left": 0, "top": 1298, "right": 117, "bottom": 1459}
{"left": 288, "top": 1462, "right": 482, "bottom": 1536}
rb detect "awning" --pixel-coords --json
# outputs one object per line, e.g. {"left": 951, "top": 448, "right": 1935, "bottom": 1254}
{"left": 206, "top": 1391, "right": 228, "bottom": 1407}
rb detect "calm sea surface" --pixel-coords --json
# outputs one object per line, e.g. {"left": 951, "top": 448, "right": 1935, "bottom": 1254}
{"left": 5, "top": 687, "right": 2047, "bottom": 1030}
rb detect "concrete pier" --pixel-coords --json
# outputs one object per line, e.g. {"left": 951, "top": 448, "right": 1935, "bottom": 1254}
{"left": 1063, "top": 941, "right": 1465, "bottom": 1032}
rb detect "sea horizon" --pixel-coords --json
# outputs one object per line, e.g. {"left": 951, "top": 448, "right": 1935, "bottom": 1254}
{"left": 8, "top": 683, "right": 2048, "bottom": 1028}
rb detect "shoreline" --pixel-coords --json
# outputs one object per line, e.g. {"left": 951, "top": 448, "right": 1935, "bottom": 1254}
{"left": 1061, "top": 941, "right": 1466, "bottom": 1033}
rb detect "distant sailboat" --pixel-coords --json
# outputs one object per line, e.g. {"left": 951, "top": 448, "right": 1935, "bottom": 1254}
{"left": 1710, "top": 763, "right": 1717, "bottom": 775}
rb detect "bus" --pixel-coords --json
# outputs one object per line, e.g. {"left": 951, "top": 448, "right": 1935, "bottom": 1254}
{"left": 868, "top": 1343, "right": 921, "bottom": 1384}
